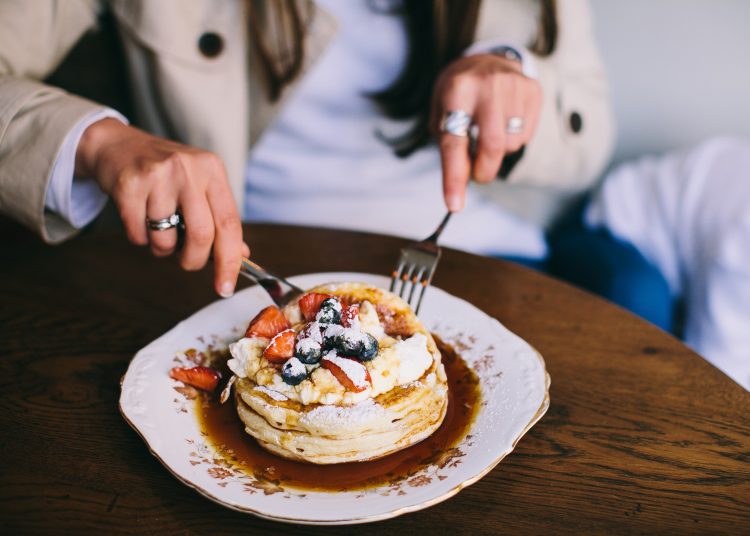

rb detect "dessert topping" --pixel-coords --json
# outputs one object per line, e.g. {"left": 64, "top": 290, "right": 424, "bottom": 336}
{"left": 246, "top": 305, "right": 290, "bottom": 338}
{"left": 315, "top": 297, "right": 342, "bottom": 325}
{"left": 321, "top": 351, "right": 371, "bottom": 393}
{"left": 295, "top": 337, "right": 323, "bottom": 364}
{"left": 298, "top": 320, "right": 324, "bottom": 344}
{"left": 262, "top": 328, "right": 296, "bottom": 363}
{"left": 298, "top": 292, "right": 334, "bottom": 322}
{"left": 358, "top": 333, "right": 379, "bottom": 361}
{"left": 253, "top": 385, "right": 289, "bottom": 401}
{"left": 281, "top": 357, "right": 309, "bottom": 385}
{"left": 340, "top": 303, "right": 360, "bottom": 328}
{"left": 169, "top": 366, "right": 221, "bottom": 392}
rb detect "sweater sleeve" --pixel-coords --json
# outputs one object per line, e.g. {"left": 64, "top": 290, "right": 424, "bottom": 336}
{"left": 0, "top": 0, "right": 111, "bottom": 243}
{"left": 475, "top": 0, "right": 616, "bottom": 192}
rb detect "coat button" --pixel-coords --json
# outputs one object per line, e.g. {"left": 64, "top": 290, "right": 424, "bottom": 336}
{"left": 569, "top": 111, "right": 583, "bottom": 133}
{"left": 198, "top": 32, "right": 223, "bottom": 58}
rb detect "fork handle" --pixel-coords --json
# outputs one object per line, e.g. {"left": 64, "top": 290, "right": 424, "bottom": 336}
{"left": 239, "top": 257, "right": 302, "bottom": 307}
{"left": 425, "top": 212, "right": 452, "bottom": 243}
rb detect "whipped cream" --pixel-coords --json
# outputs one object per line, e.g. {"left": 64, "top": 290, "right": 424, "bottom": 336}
{"left": 227, "top": 336, "right": 269, "bottom": 378}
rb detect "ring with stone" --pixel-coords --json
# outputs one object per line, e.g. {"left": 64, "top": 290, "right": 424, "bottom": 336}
{"left": 440, "top": 110, "right": 473, "bottom": 137}
{"left": 506, "top": 116, "right": 525, "bottom": 135}
{"left": 146, "top": 212, "right": 183, "bottom": 231}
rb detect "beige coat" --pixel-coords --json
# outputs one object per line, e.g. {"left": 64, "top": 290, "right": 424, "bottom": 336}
{"left": 0, "top": 0, "right": 614, "bottom": 243}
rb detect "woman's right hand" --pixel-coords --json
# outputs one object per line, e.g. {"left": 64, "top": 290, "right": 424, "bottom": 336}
{"left": 75, "top": 118, "right": 247, "bottom": 298}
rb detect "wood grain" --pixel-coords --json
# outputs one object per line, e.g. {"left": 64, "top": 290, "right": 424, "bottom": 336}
{"left": 1, "top": 223, "right": 748, "bottom": 535}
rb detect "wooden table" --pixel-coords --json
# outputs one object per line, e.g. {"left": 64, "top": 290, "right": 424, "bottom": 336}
{"left": 2, "top": 223, "right": 748, "bottom": 534}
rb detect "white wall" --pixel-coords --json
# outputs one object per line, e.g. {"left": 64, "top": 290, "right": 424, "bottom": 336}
{"left": 590, "top": 0, "right": 750, "bottom": 163}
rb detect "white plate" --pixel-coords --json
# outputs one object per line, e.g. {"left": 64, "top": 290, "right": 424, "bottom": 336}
{"left": 120, "top": 272, "right": 550, "bottom": 525}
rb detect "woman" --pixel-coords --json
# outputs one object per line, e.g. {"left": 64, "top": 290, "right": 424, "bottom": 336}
{"left": 0, "top": 0, "right": 613, "bottom": 296}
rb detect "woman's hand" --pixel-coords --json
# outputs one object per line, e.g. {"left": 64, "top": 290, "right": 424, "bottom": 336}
{"left": 75, "top": 118, "right": 247, "bottom": 297}
{"left": 432, "top": 53, "right": 542, "bottom": 211}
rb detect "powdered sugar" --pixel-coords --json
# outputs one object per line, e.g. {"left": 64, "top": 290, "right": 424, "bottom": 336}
{"left": 269, "top": 328, "right": 294, "bottom": 347}
{"left": 299, "top": 321, "right": 323, "bottom": 344}
{"left": 253, "top": 385, "right": 289, "bottom": 401}
{"left": 323, "top": 324, "right": 345, "bottom": 340}
{"left": 283, "top": 357, "right": 306, "bottom": 377}
{"left": 296, "top": 337, "right": 321, "bottom": 355}
{"left": 322, "top": 350, "right": 370, "bottom": 389}
{"left": 325, "top": 324, "right": 366, "bottom": 347}
{"left": 326, "top": 299, "right": 342, "bottom": 313}
{"left": 301, "top": 398, "right": 384, "bottom": 428}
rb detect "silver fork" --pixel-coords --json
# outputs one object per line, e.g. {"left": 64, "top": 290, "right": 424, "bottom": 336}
{"left": 221, "top": 258, "right": 303, "bottom": 403}
{"left": 238, "top": 257, "right": 304, "bottom": 307}
{"left": 389, "top": 212, "right": 452, "bottom": 314}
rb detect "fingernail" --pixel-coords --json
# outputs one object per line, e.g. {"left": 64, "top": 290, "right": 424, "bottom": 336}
{"left": 447, "top": 194, "right": 464, "bottom": 212}
{"left": 219, "top": 281, "right": 234, "bottom": 298}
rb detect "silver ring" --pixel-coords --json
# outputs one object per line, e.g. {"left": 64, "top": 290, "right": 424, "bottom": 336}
{"left": 440, "top": 110, "right": 473, "bottom": 137}
{"left": 506, "top": 116, "right": 525, "bottom": 135}
{"left": 146, "top": 212, "right": 182, "bottom": 231}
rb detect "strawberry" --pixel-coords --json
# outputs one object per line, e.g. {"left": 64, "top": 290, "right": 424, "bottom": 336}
{"left": 321, "top": 355, "right": 371, "bottom": 393}
{"left": 340, "top": 303, "right": 360, "bottom": 328}
{"left": 245, "top": 305, "right": 290, "bottom": 338}
{"left": 262, "top": 328, "right": 296, "bottom": 363}
{"left": 298, "top": 292, "right": 334, "bottom": 322}
{"left": 169, "top": 366, "right": 221, "bottom": 392}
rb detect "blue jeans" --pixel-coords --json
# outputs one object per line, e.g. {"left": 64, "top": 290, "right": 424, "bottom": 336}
{"left": 545, "top": 224, "right": 674, "bottom": 333}
{"left": 501, "top": 223, "right": 675, "bottom": 334}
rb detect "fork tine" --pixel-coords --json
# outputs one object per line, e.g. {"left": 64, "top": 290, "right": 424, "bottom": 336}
{"left": 390, "top": 260, "right": 406, "bottom": 292}
{"left": 399, "top": 264, "right": 416, "bottom": 299}
{"left": 388, "top": 212, "right": 452, "bottom": 314}
{"left": 407, "top": 266, "right": 426, "bottom": 306}
{"left": 414, "top": 276, "right": 430, "bottom": 315}
{"left": 415, "top": 263, "right": 439, "bottom": 315}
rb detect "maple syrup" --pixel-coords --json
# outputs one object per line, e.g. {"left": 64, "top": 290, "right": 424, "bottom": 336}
{"left": 196, "top": 336, "right": 480, "bottom": 491}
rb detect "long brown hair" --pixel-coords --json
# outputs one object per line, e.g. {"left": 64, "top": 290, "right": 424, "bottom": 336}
{"left": 248, "top": 0, "right": 557, "bottom": 156}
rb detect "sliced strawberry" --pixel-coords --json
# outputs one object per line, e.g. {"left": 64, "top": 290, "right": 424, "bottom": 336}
{"left": 298, "top": 292, "right": 334, "bottom": 322}
{"left": 246, "top": 305, "right": 290, "bottom": 338}
{"left": 263, "top": 328, "right": 296, "bottom": 363}
{"left": 321, "top": 355, "right": 371, "bottom": 393}
{"left": 340, "top": 303, "right": 360, "bottom": 328}
{"left": 169, "top": 366, "right": 221, "bottom": 392}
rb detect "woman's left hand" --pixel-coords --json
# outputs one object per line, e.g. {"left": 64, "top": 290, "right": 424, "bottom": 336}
{"left": 431, "top": 53, "right": 542, "bottom": 211}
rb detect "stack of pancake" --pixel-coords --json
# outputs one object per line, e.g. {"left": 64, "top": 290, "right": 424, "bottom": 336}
{"left": 232, "top": 282, "right": 448, "bottom": 464}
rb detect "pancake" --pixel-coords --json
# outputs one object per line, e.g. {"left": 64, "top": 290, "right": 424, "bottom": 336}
{"left": 228, "top": 282, "right": 449, "bottom": 464}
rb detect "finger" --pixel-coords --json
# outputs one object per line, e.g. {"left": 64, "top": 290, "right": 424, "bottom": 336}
{"left": 439, "top": 133, "right": 472, "bottom": 211}
{"left": 178, "top": 187, "right": 215, "bottom": 271}
{"left": 146, "top": 185, "right": 179, "bottom": 257}
{"left": 242, "top": 242, "right": 251, "bottom": 258}
{"left": 437, "top": 77, "right": 477, "bottom": 212}
{"left": 472, "top": 85, "right": 511, "bottom": 183}
{"left": 504, "top": 88, "right": 531, "bottom": 154}
{"left": 522, "top": 83, "right": 543, "bottom": 143}
{"left": 205, "top": 166, "right": 243, "bottom": 298}
{"left": 115, "top": 179, "right": 148, "bottom": 246}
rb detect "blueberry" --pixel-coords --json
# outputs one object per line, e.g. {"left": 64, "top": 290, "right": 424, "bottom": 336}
{"left": 359, "top": 333, "right": 379, "bottom": 361}
{"left": 316, "top": 298, "right": 341, "bottom": 325}
{"left": 296, "top": 338, "right": 322, "bottom": 364}
{"left": 281, "top": 357, "right": 309, "bottom": 385}
{"left": 336, "top": 331, "right": 364, "bottom": 356}
{"left": 322, "top": 324, "right": 345, "bottom": 350}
